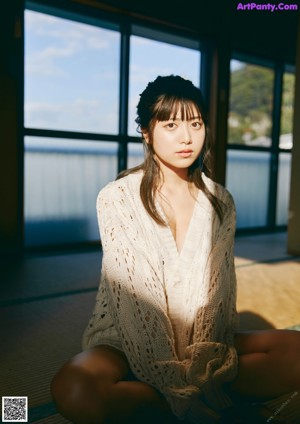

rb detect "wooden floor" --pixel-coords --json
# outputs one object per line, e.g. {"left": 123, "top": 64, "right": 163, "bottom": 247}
{"left": 234, "top": 232, "right": 300, "bottom": 330}
{"left": 237, "top": 260, "right": 300, "bottom": 330}
{"left": 0, "top": 231, "right": 299, "bottom": 423}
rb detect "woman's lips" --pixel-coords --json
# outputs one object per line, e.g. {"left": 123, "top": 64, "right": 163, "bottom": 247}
{"left": 176, "top": 150, "right": 193, "bottom": 157}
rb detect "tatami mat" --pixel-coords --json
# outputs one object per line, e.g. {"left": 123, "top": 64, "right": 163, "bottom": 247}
{"left": 234, "top": 231, "right": 294, "bottom": 266}
{"left": 30, "top": 410, "right": 69, "bottom": 424}
{"left": 236, "top": 259, "right": 300, "bottom": 330}
{"left": 0, "top": 250, "right": 101, "bottom": 305}
{"left": 0, "top": 292, "right": 95, "bottom": 405}
{"left": 32, "top": 415, "right": 69, "bottom": 424}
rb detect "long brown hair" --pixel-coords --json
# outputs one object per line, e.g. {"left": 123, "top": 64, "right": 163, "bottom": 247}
{"left": 118, "top": 75, "right": 224, "bottom": 225}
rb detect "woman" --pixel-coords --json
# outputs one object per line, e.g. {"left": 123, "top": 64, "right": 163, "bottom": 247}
{"left": 51, "top": 75, "right": 300, "bottom": 424}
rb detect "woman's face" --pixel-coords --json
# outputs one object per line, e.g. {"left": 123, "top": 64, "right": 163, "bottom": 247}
{"left": 144, "top": 103, "right": 205, "bottom": 174}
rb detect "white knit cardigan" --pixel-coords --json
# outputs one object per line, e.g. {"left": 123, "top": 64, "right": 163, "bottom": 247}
{"left": 82, "top": 171, "right": 239, "bottom": 423}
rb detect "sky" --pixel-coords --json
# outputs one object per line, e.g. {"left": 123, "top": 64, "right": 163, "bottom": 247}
{"left": 24, "top": 9, "right": 203, "bottom": 137}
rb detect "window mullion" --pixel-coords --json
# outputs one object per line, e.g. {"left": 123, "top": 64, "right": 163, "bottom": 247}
{"left": 267, "top": 63, "right": 284, "bottom": 229}
{"left": 118, "top": 23, "right": 130, "bottom": 173}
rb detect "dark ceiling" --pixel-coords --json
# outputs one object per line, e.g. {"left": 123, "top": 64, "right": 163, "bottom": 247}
{"left": 92, "top": 0, "right": 299, "bottom": 64}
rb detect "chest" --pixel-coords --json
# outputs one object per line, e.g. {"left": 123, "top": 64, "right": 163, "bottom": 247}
{"left": 159, "top": 192, "right": 197, "bottom": 253}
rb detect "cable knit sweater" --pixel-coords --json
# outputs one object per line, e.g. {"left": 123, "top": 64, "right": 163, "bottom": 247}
{"left": 82, "top": 171, "right": 239, "bottom": 423}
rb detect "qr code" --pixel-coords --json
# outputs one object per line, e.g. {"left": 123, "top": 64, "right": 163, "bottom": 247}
{"left": 2, "top": 397, "right": 28, "bottom": 422}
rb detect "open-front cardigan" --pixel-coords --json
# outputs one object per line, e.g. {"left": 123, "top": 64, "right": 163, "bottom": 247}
{"left": 82, "top": 171, "right": 239, "bottom": 423}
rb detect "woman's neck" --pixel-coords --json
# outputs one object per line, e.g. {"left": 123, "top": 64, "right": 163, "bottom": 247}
{"left": 157, "top": 161, "right": 192, "bottom": 195}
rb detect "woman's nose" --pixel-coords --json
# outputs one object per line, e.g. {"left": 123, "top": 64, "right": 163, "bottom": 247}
{"left": 180, "top": 123, "right": 192, "bottom": 144}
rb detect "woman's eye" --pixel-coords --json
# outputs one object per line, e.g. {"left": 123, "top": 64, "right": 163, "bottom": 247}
{"left": 166, "top": 122, "right": 176, "bottom": 129}
{"left": 191, "top": 121, "right": 202, "bottom": 129}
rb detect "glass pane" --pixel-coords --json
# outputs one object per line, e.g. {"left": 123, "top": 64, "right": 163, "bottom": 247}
{"left": 280, "top": 72, "right": 295, "bottom": 149}
{"left": 128, "top": 35, "right": 201, "bottom": 136}
{"left": 127, "top": 142, "right": 144, "bottom": 169}
{"left": 276, "top": 152, "right": 291, "bottom": 225}
{"left": 24, "top": 138, "right": 118, "bottom": 246}
{"left": 226, "top": 150, "right": 270, "bottom": 228}
{"left": 25, "top": 10, "right": 120, "bottom": 134}
{"left": 228, "top": 60, "right": 274, "bottom": 147}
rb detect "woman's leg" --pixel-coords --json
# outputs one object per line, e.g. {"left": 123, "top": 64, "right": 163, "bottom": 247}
{"left": 230, "top": 329, "right": 300, "bottom": 401}
{"left": 51, "top": 345, "right": 174, "bottom": 424}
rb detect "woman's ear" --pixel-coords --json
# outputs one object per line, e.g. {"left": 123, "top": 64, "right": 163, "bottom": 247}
{"left": 142, "top": 131, "right": 150, "bottom": 144}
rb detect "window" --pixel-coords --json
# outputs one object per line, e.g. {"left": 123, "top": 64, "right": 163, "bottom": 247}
{"left": 24, "top": 138, "right": 118, "bottom": 246}
{"left": 228, "top": 60, "right": 274, "bottom": 148}
{"left": 226, "top": 58, "right": 294, "bottom": 231}
{"left": 226, "top": 150, "right": 270, "bottom": 228}
{"left": 276, "top": 152, "right": 291, "bottom": 226}
{"left": 24, "top": 7, "right": 120, "bottom": 247}
{"left": 226, "top": 59, "right": 274, "bottom": 229}
{"left": 24, "top": 5, "right": 202, "bottom": 248}
{"left": 276, "top": 70, "right": 295, "bottom": 226}
{"left": 127, "top": 142, "right": 144, "bottom": 169}
{"left": 279, "top": 71, "right": 295, "bottom": 150}
{"left": 25, "top": 9, "right": 120, "bottom": 134}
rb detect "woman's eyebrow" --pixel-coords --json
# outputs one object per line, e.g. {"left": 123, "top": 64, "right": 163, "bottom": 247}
{"left": 171, "top": 115, "right": 202, "bottom": 121}
{"left": 188, "top": 115, "right": 202, "bottom": 120}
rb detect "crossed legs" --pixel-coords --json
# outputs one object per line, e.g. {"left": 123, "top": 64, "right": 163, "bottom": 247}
{"left": 51, "top": 330, "right": 300, "bottom": 423}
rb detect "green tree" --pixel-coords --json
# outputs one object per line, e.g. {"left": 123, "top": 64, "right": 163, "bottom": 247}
{"left": 281, "top": 73, "right": 295, "bottom": 135}
{"left": 228, "top": 63, "right": 294, "bottom": 145}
